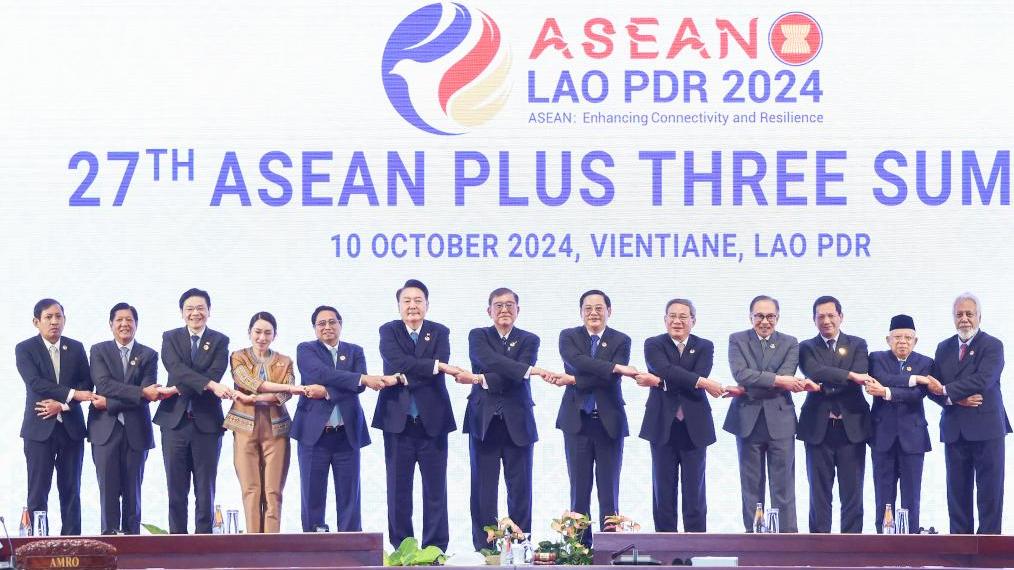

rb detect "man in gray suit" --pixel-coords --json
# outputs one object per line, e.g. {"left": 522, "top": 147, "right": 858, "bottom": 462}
{"left": 724, "top": 295, "right": 811, "bottom": 532}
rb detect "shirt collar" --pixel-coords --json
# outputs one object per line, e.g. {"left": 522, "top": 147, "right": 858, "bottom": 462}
{"left": 405, "top": 322, "right": 424, "bottom": 335}
{"left": 320, "top": 339, "right": 340, "bottom": 351}
{"left": 187, "top": 327, "right": 205, "bottom": 341}
{"left": 670, "top": 335, "right": 689, "bottom": 346}
{"left": 42, "top": 336, "right": 61, "bottom": 351}
{"left": 117, "top": 340, "right": 135, "bottom": 352}
{"left": 585, "top": 327, "right": 605, "bottom": 338}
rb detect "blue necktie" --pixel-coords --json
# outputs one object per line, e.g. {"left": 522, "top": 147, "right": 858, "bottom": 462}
{"left": 583, "top": 335, "right": 600, "bottom": 414}
{"left": 327, "top": 347, "right": 344, "bottom": 426}
{"left": 407, "top": 331, "right": 420, "bottom": 418}
{"left": 190, "top": 334, "right": 199, "bottom": 359}
{"left": 899, "top": 360, "right": 906, "bottom": 373}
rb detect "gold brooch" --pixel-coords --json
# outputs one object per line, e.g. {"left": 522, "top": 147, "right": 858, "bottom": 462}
{"left": 203, "top": 344, "right": 210, "bottom": 351}
{"left": 906, "top": 366, "right": 912, "bottom": 372}
{"left": 339, "top": 355, "right": 346, "bottom": 361}
{"left": 837, "top": 347, "right": 847, "bottom": 356}
{"left": 130, "top": 358, "right": 138, "bottom": 366}
{"left": 601, "top": 342, "right": 608, "bottom": 348}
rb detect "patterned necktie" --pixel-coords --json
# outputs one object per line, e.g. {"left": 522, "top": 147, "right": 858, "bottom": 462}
{"left": 827, "top": 338, "right": 835, "bottom": 353}
{"left": 121, "top": 346, "right": 130, "bottom": 376}
{"left": 959, "top": 343, "right": 968, "bottom": 361}
{"left": 583, "top": 335, "right": 600, "bottom": 414}
{"left": 899, "top": 360, "right": 906, "bottom": 373}
{"left": 327, "top": 346, "right": 344, "bottom": 426}
{"left": 407, "top": 331, "right": 420, "bottom": 418}
{"left": 502, "top": 336, "right": 509, "bottom": 347}
{"left": 190, "top": 334, "right": 200, "bottom": 359}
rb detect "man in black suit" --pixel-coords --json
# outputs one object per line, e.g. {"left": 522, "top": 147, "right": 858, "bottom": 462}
{"left": 16, "top": 298, "right": 93, "bottom": 535}
{"left": 863, "top": 314, "right": 933, "bottom": 533}
{"left": 291, "top": 305, "right": 397, "bottom": 532}
{"left": 463, "top": 287, "right": 556, "bottom": 551}
{"left": 798, "top": 295, "right": 873, "bottom": 533}
{"left": 927, "top": 293, "right": 1010, "bottom": 534}
{"left": 88, "top": 302, "right": 161, "bottom": 534}
{"left": 635, "top": 298, "right": 725, "bottom": 532}
{"left": 153, "top": 288, "right": 232, "bottom": 534}
{"left": 374, "top": 279, "right": 466, "bottom": 551}
{"left": 549, "top": 289, "right": 635, "bottom": 545}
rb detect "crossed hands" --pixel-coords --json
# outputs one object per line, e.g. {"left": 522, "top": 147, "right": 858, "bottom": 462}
{"left": 774, "top": 375, "right": 820, "bottom": 393}
{"left": 36, "top": 385, "right": 172, "bottom": 418}
{"left": 534, "top": 368, "right": 575, "bottom": 386}
{"left": 914, "top": 375, "right": 946, "bottom": 396}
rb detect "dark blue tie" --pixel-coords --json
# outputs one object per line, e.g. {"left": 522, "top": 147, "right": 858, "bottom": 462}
{"left": 190, "top": 334, "right": 200, "bottom": 359}
{"left": 899, "top": 360, "right": 906, "bottom": 373}
{"left": 583, "top": 335, "right": 600, "bottom": 414}
{"left": 407, "top": 331, "right": 420, "bottom": 417}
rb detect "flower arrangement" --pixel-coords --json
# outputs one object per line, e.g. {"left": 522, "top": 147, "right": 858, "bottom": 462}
{"left": 535, "top": 511, "right": 592, "bottom": 565}
{"left": 481, "top": 517, "right": 526, "bottom": 556}
{"left": 603, "top": 514, "right": 641, "bottom": 533}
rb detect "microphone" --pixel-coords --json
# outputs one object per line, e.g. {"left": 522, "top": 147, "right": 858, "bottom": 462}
{"left": 0, "top": 516, "right": 16, "bottom": 570}
{"left": 611, "top": 543, "right": 661, "bottom": 566}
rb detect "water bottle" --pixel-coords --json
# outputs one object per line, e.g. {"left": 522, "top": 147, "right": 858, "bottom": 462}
{"left": 19, "top": 507, "right": 31, "bottom": 536}
{"left": 212, "top": 505, "right": 225, "bottom": 534}
{"left": 753, "top": 503, "right": 766, "bottom": 533}
{"left": 883, "top": 504, "right": 896, "bottom": 534}
{"left": 32, "top": 511, "right": 48, "bottom": 537}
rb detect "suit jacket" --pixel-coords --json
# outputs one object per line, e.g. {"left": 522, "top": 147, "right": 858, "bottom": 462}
{"left": 153, "top": 327, "right": 229, "bottom": 434}
{"left": 373, "top": 319, "right": 456, "bottom": 437}
{"left": 723, "top": 329, "right": 800, "bottom": 440}
{"left": 291, "top": 340, "right": 371, "bottom": 449}
{"left": 556, "top": 326, "right": 630, "bottom": 439}
{"left": 16, "top": 335, "right": 92, "bottom": 442}
{"left": 87, "top": 340, "right": 158, "bottom": 450}
{"left": 639, "top": 333, "right": 717, "bottom": 448}
{"left": 224, "top": 348, "right": 293, "bottom": 437}
{"left": 930, "top": 331, "right": 1011, "bottom": 443}
{"left": 464, "top": 326, "right": 539, "bottom": 446}
{"left": 867, "top": 350, "right": 932, "bottom": 453}
{"left": 797, "top": 332, "right": 872, "bottom": 444}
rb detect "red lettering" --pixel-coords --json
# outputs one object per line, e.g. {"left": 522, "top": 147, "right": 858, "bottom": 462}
{"left": 625, "top": 17, "right": 659, "bottom": 59}
{"left": 530, "top": 18, "right": 572, "bottom": 59}
{"left": 581, "top": 18, "right": 614, "bottom": 59}
{"left": 666, "top": 17, "right": 709, "bottom": 59}
{"left": 717, "top": 18, "right": 757, "bottom": 58}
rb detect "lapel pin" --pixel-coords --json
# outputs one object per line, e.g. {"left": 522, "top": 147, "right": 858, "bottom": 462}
{"left": 838, "top": 347, "right": 847, "bottom": 356}
{"left": 509, "top": 341, "right": 517, "bottom": 348}
{"left": 62, "top": 345, "right": 68, "bottom": 351}
{"left": 689, "top": 348, "right": 696, "bottom": 354}
{"left": 906, "top": 366, "right": 912, "bottom": 372}
{"left": 339, "top": 354, "right": 346, "bottom": 361}
{"left": 969, "top": 350, "right": 975, "bottom": 356}
{"left": 769, "top": 343, "right": 776, "bottom": 349}
{"left": 203, "top": 345, "right": 210, "bottom": 351}
{"left": 601, "top": 342, "right": 607, "bottom": 348}
{"left": 130, "top": 358, "right": 138, "bottom": 366}
{"left": 424, "top": 334, "right": 431, "bottom": 342}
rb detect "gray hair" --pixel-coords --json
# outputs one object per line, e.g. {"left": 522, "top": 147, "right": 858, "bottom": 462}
{"left": 953, "top": 292, "right": 982, "bottom": 316}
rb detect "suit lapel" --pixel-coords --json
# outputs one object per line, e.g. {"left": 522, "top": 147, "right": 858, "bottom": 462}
{"left": 955, "top": 335, "right": 976, "bottom": 375}
{"left": 36, "top": 336, "right": 59, "bottom": 383}
{"left": 125, "top": 344, "right": 141, "bottom": 384}
{"left": 759, "top": 333, "right": 777, "bottom": 371}
{"left": 495, "top": 327, "right": 509, "bottom": 355}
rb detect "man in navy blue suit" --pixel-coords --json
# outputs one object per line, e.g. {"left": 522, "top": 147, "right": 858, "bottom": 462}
{"left": 16, "top": 299, "right": 93, "bottom": 535}
{"left": 291, "top": 305, "right": 398, "bottom": 532}
{"left": 797, "top": 295, "right": 873, "bottom": 533}
{"left": 153, "top": 288, "right": 232, "bottom": 534}
{"left": 375, "top": 279, "right": 466, "bottom": 551}
{"left": 549, "top": 289, "right": 635, "bottom": 546}
{"left": 88, "top": 302, "right": 161, "bottom": 534}
{"left": 463, "top": 287, "right": 556, "bottom": 551}
{"left": 927, "top": 293, "right": 1010, "bottom": 534}
{"left": 864, "top": 314, "right": 933, "bottom": 533}
{"left": 635, "top": 298, "right": 725, "bottom": 532}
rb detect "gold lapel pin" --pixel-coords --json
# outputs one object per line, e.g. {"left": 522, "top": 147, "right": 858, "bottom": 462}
{"left": 601, "top": 342, "right": 607, "bottom": 348}
{"left": 339, "top": 355, "right": 346, "bottom": 361}
{"left": 689, "top": 348, "right": 696, "bottom": 354}
{"left": 838, "top": 347, "right": 847, "bottom": 356}
{"left": 130, "top": 358, "right": 138, "bottom": 366}
{"left": 203, "top": 345, "right": 210, "bottom": 351}
{"left": 906, "top": 366, "right": 912, "bottom": 372}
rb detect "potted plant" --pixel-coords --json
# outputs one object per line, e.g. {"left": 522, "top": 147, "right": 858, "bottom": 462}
{"left": 545, "top": 511, "right": 593, "bottom": 565}
{"left": 384, "top": 537, "right": 448, "bottom": 566}
{"left": 482, "top": 517, "right": 525, "bottom": 565}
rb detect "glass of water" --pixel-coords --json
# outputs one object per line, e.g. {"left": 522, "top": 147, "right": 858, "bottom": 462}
{"left": 764, "top": 508, "right": 780, "bottom": 533}
{"left": 226, "top": 509, "right": 240, "bottom": 534}
{"left": 895, "top": 509, "right": 910, "bottom": 534}
{"left": 33, "top": 511, "right": 48, "bottom": 537}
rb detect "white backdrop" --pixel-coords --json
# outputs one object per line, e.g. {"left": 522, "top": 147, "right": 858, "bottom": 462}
{"left": 1, "top": 0, "right": 1012, "bottom": 553}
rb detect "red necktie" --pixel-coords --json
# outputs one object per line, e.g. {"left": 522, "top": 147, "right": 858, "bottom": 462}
{"left": 959, "top": 343, "right": 968, "bottom": 361}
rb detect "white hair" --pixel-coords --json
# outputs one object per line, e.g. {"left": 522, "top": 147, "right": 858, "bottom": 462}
{"left": 953, "top": 292, "right": 982, "bottom": 316}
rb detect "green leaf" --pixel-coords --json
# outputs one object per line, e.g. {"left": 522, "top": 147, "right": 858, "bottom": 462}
{"left": 416, "top": 545, "right": 444, "bottom": 565}
{"left": 141, "top": 523, "right": 168, "bottom": 535}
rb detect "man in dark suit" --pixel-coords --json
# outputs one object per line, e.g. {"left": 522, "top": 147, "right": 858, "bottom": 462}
{"left": 374, "top": 279, "right": 465, "bottom": 551}
{"left": 16, "top": 298, "right": 93, "bottom": 535}
{"left": 88, "top": 302, "right": 161, "bottom": 534}
{"left": 549, "top": 289, "right": 634, "bottom": 546}
{"left": 635, "top": 298, "right": 724, "bottom": 532}
{"left": 927, "top": 293, "right": 1010, "bottom": 534}
{"left": 863, "top": 314, "right": 932, "bottom": 533}
{"left": 798, "top": 295, "right": 873, "bottom": 533}
{"left": 291, "top": 305, "right": 398, "bottom": 532}
{"left": 153, "top": 288, "right": 232, "bottom": 534}
{"left": 724, "top": 295, "right": 806, "bottom": 533}
{"left": 463, "top": 287, "right": 555, "bottom": 551}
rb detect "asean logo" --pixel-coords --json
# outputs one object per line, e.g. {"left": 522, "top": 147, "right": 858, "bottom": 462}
{"left": 768, "top": 12, "right": 822, "bottom": 66}
{"left": 382, "top": 3, "right": 512, "bottom": 135}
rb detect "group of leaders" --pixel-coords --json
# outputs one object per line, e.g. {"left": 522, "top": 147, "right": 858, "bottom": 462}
{"left": 16, "top": 282, "right": 1010, "bottom": 550}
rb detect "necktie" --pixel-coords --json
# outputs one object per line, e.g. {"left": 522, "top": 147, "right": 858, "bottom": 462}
{"left": 502, "top": 336, "right": 509, "bottom": 347}
{"left": 121, "top": 346, "right": 130, "bottom": 376}
{"left": 761, "top": 338, "right": 769, "bottom": 352}
{"left": 583, "top": 335, "right": 600, "bottom": 414}
{"left": 49, "top": 345, "right": 63, "bottom": 423}
{"left": 407, "top": 331, "right": 420, "bottom": 418}
{"left": 899, "top": 360, "right": 906, "bottom": 373}
{"left": 49, "top": 344, "right": 61, "bottom": 379}
{"left": 959, "top": 343, "right": 968, "bottom": 361}
{"left": 677, "top": 342, "right": 686, "bottom": 356}
{"left": 327, "top": 347, "right": 344, "bottom": 426}
{"left": 675, "top": 340, "right": 687, "bottom": 421}
{"left": 190, "top": 334, "right": 200, "bottom": 359}
{"left": 826, "top": 339, "right": 842, "bottom": 416}
{"left": 827, "top": 338, "right": 835, "bottom": 353}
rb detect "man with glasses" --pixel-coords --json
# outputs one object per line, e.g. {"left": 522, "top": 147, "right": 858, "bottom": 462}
{"left": 292, "top": 305, "right": 398, "bottom": 532}
{"left": 798, "top": 295, "right": 873, "bottom": 533}
{"left": 724, "top": 295, "right": 808, "bottom": 532}
{"left": 549, "top": 289, "right": 635, "bottom": 546}
{"left": 927, "top": 293, "right": 1010, "bottom": 534}
{"left": 153, "top": 288, "right": 232, "bottom": 533}
{"left": 463, "top": 288, "right": 557, "bottom": 551}
{"left": 635, "top": 298, "right": 725, "bottom": 532}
